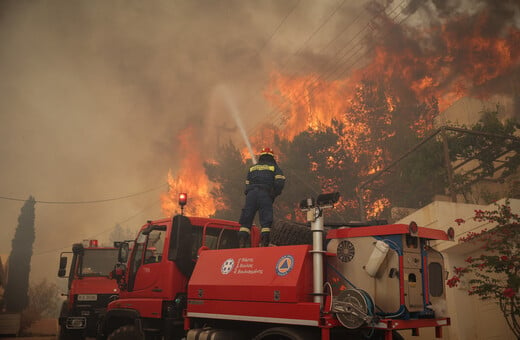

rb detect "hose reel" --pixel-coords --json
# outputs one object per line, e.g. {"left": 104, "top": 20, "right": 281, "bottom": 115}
{"left": 332, "top": 288, "right": 374, "bottom": 329}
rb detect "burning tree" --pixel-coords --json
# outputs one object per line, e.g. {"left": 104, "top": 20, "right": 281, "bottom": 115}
{"left": 276, "top": 123, "right": 357, "bottom": 221}
{"left": 446, "top": 200, "right": 519, "bottom": 338}
{"left": 204, "top": 142, "right": 248, "bottom": 221}
{"left": 161, "top": 1, "right": 520, "bottom": 221}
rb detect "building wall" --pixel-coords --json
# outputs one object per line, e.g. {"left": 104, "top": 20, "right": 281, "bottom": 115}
{"left": 397, "top": 198, "right": 519, "bottom": 340}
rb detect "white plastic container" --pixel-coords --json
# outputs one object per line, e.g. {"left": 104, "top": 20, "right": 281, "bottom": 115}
{"left": 365, "top": 240, "right": 389, "bottom": 277}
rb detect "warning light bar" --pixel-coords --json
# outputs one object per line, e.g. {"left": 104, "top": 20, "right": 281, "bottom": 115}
{"left": 179, "top": 193, "right": 187, "bottom": 207}
{"left": 83, "top": 239, "right": 99, "bottom": 247}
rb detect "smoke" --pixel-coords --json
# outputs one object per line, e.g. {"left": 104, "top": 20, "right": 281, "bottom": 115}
{"left": 0, "top": 0, "right": 367, "bottom": 283}
{"left": 1, "top": 0, "right": 518, "bottom": 284}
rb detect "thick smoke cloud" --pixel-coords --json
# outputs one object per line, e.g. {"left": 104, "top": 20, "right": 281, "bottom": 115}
{"left": 0, "top": 0, "right": 518, "bottom": 285}
{"left": 0, "top": 0, "right": 363, "bottom": 283}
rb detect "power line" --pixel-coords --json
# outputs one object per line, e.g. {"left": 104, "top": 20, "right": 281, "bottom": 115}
{"left": 249, "top": 0, "right": 410, "bottom": 135}
{"left": 247, "top": 0, "right": 384, "bottom": 136}
{"left": 32, "top": 199, "right": 161, "bottom": 256}
{"left": 0, "top": 183, "right": 167, "bottom": 205}
{"left": 270, "top": 0, "right": 349, "bottom": 76}
{"left": 256, "top": 0, "right": 302, "bottom": 54}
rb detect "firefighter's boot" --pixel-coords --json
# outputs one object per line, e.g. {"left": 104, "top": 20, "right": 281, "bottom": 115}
{"left": 238, "top": 230, "right": 250, "bottom": 248}
{"left": 260, "top": 232, "right": 270, "bottom": 247}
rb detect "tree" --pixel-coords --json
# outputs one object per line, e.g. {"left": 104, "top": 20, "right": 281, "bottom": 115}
{"left": 108, "top": 223, "right": 136, "bottom": 244}
{"left": 204, "top": 142, "right": 248, "bottom": 221}
{"left": 20, "top": 278, "right": 61, "bottom": 331}
{"left": 4, "top": 196, "right": 36, "bottom": 313}
{"left": 448, "top": 109, "right": 520, "bottom": 200}
{"left": 365, "top": 108, "right": 519, "bottom": 217}
{"left": 447, "top": 200, "right": 519, "bottom": 338}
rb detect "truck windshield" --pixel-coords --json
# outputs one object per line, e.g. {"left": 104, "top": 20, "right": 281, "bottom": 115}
{"left": 79, "top": 249, "right": 119, "bottom": 277}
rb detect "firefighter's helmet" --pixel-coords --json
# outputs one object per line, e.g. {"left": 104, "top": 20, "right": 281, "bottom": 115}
{"left": 260, "top": 147, "right": 274, "bottom": 156}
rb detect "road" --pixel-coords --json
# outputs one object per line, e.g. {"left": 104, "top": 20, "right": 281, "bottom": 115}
{"left": 0, "top": 337, "right": 56, "bottom": 340}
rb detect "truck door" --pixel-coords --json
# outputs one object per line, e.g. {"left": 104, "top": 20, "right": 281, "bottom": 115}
{"left": 127, "top": 227, "right": 167, "bottom": 292}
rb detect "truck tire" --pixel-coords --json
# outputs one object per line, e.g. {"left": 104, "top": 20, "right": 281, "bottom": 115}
{"left": 270, "top": 220, "right": 312, "bottom": 246}
{"left": 253, "top": 326, "right": 317, "bottom": 340}
{"left": 107, "top": 325, "right": 143, "bottom": 340}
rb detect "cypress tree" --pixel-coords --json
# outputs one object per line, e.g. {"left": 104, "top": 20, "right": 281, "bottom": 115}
{"left": 4, "top": 196, "right": 36, "bottom": 313}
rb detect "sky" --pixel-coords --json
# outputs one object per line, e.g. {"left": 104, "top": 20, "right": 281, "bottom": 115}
{"left": 0, "top": 0, "right": 519, "bottom": 285}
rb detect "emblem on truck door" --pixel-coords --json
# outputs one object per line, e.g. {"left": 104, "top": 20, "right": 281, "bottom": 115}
{"left": 276, "top": 255, "right": 294, "bottom": 276}
{"left": 221, "top": 258, "right": 235, "bottom": 275}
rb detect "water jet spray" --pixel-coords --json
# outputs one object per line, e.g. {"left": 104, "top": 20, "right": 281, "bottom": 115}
{"left": 216, "top": 85, "right": 257, "bottom": 164}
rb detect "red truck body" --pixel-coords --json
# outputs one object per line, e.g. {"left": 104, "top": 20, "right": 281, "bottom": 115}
{"left": 100, "top": 194, "right": 452, "bottom": 340}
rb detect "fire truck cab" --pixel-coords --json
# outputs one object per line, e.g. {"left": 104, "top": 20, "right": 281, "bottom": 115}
{"left": 57, "top": 240, "right": 120, "bottom": 340}
{"left": 99, "top": 215, "right": 260, "bottom": 339}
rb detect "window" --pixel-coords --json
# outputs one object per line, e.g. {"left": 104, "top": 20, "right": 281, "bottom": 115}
{"left": 429, "top": 262, "right": 444, "bottom": 297}
{"left": 144, "top": 229, "right": 166, "bottom": 264}
{"left": 129, "top": 232, "right": 147, "bottom": 279}
{"left": 80, "top": 249, "right": 119, "bottom": 276}
{"left": 218, "top": 229, "right": 239, "bottom": 249}
{"left": 204, "top": 227, "right": 239, "bottom": 250}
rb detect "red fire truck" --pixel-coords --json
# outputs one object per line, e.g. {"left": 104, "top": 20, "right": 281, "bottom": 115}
{"left": 99, "top": 193, "right": 452, "bottom": 340}
{"left": 57, "top": 240, "right": 120, "bottom": 339}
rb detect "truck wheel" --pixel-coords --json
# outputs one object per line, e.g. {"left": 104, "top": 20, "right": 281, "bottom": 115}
{"left": 253, "top": 326, "right": 316, "bottom": 340}
{"left": 107, "top": 325, "right": 143, "bottom": 340}
{"left": 270, "top": 220, "right": 312, "bottom": 246}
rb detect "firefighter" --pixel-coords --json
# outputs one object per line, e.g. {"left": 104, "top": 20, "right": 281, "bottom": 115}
{"left": 238, "top": 147, "right": 285, "bottom": 247}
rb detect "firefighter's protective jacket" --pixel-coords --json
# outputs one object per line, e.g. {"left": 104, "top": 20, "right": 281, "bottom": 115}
{"left": 244, "top": 158, "right": 285, "bottom": 198}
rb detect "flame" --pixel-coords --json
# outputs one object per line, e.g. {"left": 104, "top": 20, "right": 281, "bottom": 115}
{"left": 160, "top": 127, "right": 220, "bottom": 217}
{"left": 255, "top": 10, "right": 520, "bottom": 218}
{"left": 163, "top": 8, "right": 520, "bottom": 220}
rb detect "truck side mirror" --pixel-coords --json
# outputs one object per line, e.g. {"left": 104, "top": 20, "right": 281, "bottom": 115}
{"left": 58, "top": 256, "right": 68, "bottom": 277}
{"left": 72, "top": 243, "right": 84, "bottom": 255}
{"left": 118, "top": 242, "right": 130, "bottom": 263}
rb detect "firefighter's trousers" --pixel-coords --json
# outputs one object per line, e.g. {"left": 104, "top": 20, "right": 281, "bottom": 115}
{"left": 239, "top": 187, "right": 273, "bottom": 230}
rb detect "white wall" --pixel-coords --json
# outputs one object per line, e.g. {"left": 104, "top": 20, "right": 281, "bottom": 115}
{"left": 397, "top": 198, "right": 519, "bottom": 340}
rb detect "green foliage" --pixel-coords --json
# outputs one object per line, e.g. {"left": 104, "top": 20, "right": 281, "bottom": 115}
{"left": 383, "top": 134, "right": 447, "bottom": 209}
{"left": 20, "top": 278, "right": 61, "bottom": 332}
{"left": 277, "top": 123, "right": 359, "bottom": 221}
{"left": 447, "top": 201, "right": 519, "bottom": 337}
{"left": 378, "top": 107, "right": 519, "bottom": 210}
{"left": 448, "top": 109, "right": 520, "bottom": 192}
{"left": 4, "top": 196, "right": 36, "bottom": 313}
{"left": 203, "top": 106, "right": 519, "bottom": 223}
